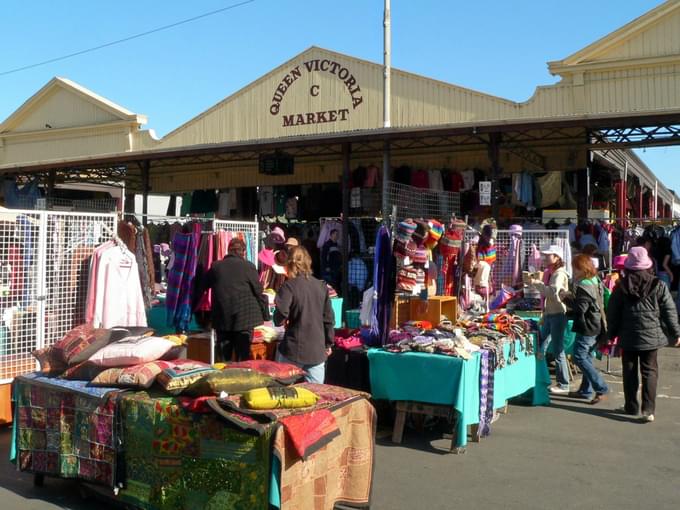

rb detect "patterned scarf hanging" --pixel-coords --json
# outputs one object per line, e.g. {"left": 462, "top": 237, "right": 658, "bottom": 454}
{"left": 478, "top": 349, "right": 496, "bottom": 439}
{"left": 438, "top": 220, "right": 467, "bottom": 296}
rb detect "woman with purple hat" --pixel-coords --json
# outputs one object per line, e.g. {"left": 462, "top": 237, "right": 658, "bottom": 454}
{"left": 607, "top": 246, "right": 680, "bottom": 422}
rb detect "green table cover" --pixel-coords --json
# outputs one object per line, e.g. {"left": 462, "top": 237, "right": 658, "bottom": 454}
{"left": 368, "top": 339, "right": 549, "bottom": 448}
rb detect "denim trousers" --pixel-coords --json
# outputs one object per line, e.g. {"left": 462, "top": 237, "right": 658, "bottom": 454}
{"left": 276, "top": 351, "right": 326, "bottom": 384}
{"left": 540, "top": 313, "right": 570, "bottom": 389}
{"left": 573, "top": 334, "right": 609, "bottom": 396}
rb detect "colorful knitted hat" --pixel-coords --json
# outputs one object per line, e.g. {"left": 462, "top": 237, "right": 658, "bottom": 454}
{"left": 396, "top": 219, "right": 417, "bottom": 243}
{"left": 397, "top": 267, "right": 418, "bottom": 292}
{"left": 412, "top": 220, "right": 430, "bottom": 247}
{"left": 413, "top": 247, "right": 428, "bottom": 266}
{"left": 425, "top": 220, "right": 444, "bottom": 250}
{"left": 415, "top": 268, "right": 426, "bottom": 286}
{"left": 477, "top": 245, "right": 497, "bottom": 265}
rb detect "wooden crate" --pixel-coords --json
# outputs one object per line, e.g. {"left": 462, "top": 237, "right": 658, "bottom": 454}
{"left": 409, "top": 296, "right": 457, "bottom": 326}
{"left": 389, "top": 295, "right": 412, "bottom": 329}
{"left": 0, "top": 383, "right": 12, "bottom": 425}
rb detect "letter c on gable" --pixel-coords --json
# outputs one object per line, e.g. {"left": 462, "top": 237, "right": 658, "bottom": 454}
{"left": 310, "top": 85, "right": 320, "bottom": 97}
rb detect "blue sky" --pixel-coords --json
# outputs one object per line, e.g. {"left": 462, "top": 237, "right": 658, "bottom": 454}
{"left": 1, "top": 0, "right": 677, "bottom": 190}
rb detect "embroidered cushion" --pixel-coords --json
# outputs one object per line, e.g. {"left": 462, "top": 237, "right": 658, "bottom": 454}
{"left": 32, "top": 346, "right": 67, "bottom": 374}
{"left": 61, "top": 361, "right": 108, "bottom": 380}
{"left": 243, "top": 386, "right": 319, "bottom": 410}
{"left": 183, "top": 369, "right": 278, "bottom": 397}
{"left": 156, "top": 360, "right": 215, "bottom": 395}
{"left": 51, "top": 325, "right": 134, "bottom": 366}
{"left": 90, "top": 360, "right": 175, "bottom": 388}
{"left": 87, "top": 336, "right": 174, "bottom": 367}
{"left": 226, "top": 360, "right": 305, "bottom": 384}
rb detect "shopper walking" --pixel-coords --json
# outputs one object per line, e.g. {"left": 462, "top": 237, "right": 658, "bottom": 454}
{"left": 607, "top": 247, "right": 680, "bottom": 422}
{"left": 560, "top": 254, "right": 609, "bottom": 404}
{"left": 531, "top": 245, "right": 571, "bottom": 394}
{"left": 204, "top": 239, "right": 269, "bottom": 361}
{"left": 274, "top": 246, "right": 335, "bottom": 384}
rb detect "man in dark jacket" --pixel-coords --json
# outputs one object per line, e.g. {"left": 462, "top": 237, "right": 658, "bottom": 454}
{"left": 607, "top": 247, "right": 680, "bottom": 422}
{"left": 204, "top": 239, "right": 269, "bottom": 361}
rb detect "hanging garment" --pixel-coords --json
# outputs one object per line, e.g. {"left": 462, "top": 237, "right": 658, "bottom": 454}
{"left": 259, "top": 186, "right": 275, "bottom": 217}
{"left": 460, "top": 170, "right": 475, "bottom": 191}
{"left": 91, "top": 244, "right": 147, "bottom": 328}
{"left": 536, "top": 172, "right": 562, "bottom": 208}
{"left": 439, "top": 221, "right": 466, "bottom": 296}
{"left": 478, "top": 349, "right": 496, "bottom": 439}
{"left": 166, "top": 228, "right": 200, "bottom": 331}
{"left": 193, "top": 233, "right": 215, "bottom": 313}
{"left": 364, "top": 165, "right": 380, "bottom": 187}
{"left": 85, "top": 241, "right": 114, "bottom": 323}
{"left": 411, "top": 170, "right": 429, "bottom": 189}
{"left": 367, "top": 226, "right": 393, "bottom": 346}
{"left": 218, "top": 191, "right": 231, "bottom": 218}
{"left": 135, "top": 230, "right": 152, "bottom": 310}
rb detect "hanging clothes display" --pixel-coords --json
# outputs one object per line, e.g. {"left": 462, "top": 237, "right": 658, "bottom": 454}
{"left": 86, "top": 240, "right": 147, "bottom": 329}
{"left": 367, "top": 225, "right": 393, "bottom": 346}
{"left": 166, "top": 223, "right": 201, "bottom": 331}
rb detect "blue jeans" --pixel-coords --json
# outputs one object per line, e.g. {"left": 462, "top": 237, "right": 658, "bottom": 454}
{"left": 540, "top": 313, "right": 570, "bottom": 389}
{"left": 658, "top": 271, "right": 671, "bottom": 288}
{"left": 276, "top": 351, "right": 326, "bottom": 384}
{"left": 573, "top": 334, "right": 609, "bottom": 396}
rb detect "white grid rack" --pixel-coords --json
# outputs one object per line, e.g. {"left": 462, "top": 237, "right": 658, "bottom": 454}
{"left": 213, "top": 219, "right": 259, "bottom": 266}
{"left": 465, "top": 228, "right": 571, "bottom": 288}
{"left": 0, "top": 210, "right": 116, "bottom": 383}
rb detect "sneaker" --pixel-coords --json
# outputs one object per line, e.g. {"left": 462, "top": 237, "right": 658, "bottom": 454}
{"left": 549, "top": 386, "right": 570, "bottom": 395}
{"left": 641, "top": 414, "right": 655, "bottom": 423}
{"left": 568, "top": 391, "right": 592, "bottom": 400}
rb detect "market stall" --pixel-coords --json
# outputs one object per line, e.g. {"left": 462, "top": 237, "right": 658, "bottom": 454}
{"left": 10, "top": 323, "right": 376, "bottom": 510}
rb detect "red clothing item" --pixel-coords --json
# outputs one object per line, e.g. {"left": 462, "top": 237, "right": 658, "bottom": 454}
{"left": 411, "top": 169, "right": 429, "bottom": 189}
{"left": 450, "top": 172, "right": 464, "bottom": 192}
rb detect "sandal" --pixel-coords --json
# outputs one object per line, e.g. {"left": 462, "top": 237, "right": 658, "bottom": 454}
{"left": 590, "top": 393, "right": 608, "bottom": 405}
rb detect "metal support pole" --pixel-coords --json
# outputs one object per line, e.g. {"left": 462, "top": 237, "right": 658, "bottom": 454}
{"left": 381, "top": 140, "right": 391, "bottom": 226}
{"left": 141, "top": 160, "right": 150, "bottom": 226}
{"left": 47, "top": 170, "right": 56, "bottom": 199}
{"left": 654, "top": 180, "right": 658, "bottom": 220}
{"left": 488, "top": 133, "right": 501, "bottom": 220}
{"left": 383, "top": 0, "right": 391, "bottom": 128}
{"left": 341, "top": 143, "right": 351, "bottom": 317}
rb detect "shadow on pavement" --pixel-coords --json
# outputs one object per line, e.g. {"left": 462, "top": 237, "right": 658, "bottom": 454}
{"left": 547, "top": 400, "right": 642, "bottom": 423}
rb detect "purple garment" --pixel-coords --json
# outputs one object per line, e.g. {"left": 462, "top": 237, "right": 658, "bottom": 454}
{"left": 166, "top": 226, "right": 200, "bottom": 330}
{"left": 368, "top": 225, "right": 393, "bottom": 346}
{"left": 478, "top": 349, "right": 496, "bottom": 438}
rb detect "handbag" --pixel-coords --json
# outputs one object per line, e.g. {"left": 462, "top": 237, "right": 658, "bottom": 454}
{"left": 595, "top": 280, "right": 609, "bottom": 346}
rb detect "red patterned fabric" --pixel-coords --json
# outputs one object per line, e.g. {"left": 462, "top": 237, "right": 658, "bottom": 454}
{"left": 279, "top": 409, "right": 340, "bottom": 459}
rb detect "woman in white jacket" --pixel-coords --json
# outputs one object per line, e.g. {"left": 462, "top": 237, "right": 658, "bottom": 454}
{"left": 532, "top": 245, "right": 571, "bottom": 394}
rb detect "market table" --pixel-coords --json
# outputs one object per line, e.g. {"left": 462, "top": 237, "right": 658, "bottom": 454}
{"left": 10, "top": 373, "right": 376, "bottom": 510}
{"left": 368, "top": 339, "right": 550, "bottom": 449}
{"left": 514, "top": 312, "right": 577, "bottom": 355}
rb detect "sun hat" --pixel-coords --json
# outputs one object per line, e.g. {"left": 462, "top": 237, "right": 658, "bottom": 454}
{"left": 285, "top": 237, "right": 299, "bottom": 247}
{"left": 268, "top": 227, "right": 285, "bottom": 245}
{"left": 272, "top": 250, "right": 288, "bottom": 275}
{"left": 624, "top": 246, "right": 653, "bottom": 271}
{"left": 613, "top": 254, "right": 628, "bottom": 270}
{"left": 541, "top": 244, "right": 564, "bottom": 260}
{"left": 258, "top": 248, "right": 275, "bottom": 267}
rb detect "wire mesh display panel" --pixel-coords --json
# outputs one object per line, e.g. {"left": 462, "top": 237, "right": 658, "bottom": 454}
{"left": 0, "top": 210, "right": 42, "bottom": 383}
{"left": 0, "top": 210, "right": 116, "bottom": 383}
{"left": 43, "top": 212, "right": 116, "bottom": 349}
{"left": 212, "top": 219, "right": 259, "bottom": 266}
{"left": 464, "top": 229, "right": 570, "bottom": 289}
{"left": 384, "top": 180, "right": 460, "bottom": 222}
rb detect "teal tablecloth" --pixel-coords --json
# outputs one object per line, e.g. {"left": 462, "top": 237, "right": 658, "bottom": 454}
{"left": 515, "top": 312, "right": 577, "bottom": 356}
{"left": 368, "top": 339, "right": 549, "bottom": 448}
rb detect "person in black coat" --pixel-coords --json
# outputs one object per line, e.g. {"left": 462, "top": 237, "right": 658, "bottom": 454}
{"left": 560, "top": 254, "right": 609, "bottom": 404}
{"left": 274, "top": 246, "right": 335, "bottom": 383}
{"left": 204, "top": 238, "right": 269, "bottom": 361}
{"left": 607, "top": 247, "right": 680, "bottom": 422}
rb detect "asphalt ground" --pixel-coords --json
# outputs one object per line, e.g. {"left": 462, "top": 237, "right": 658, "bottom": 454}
{"left": 1, "top": 348, "right": 679, "bottom": 510}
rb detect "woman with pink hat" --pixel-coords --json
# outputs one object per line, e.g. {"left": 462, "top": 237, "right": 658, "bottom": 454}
{"left": 607, "top": 246, "right": 680, "bottom": 422}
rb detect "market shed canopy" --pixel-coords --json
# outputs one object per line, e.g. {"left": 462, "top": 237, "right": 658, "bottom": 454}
{"left": 1, "top": 0, "right": 680, "bottom": 201}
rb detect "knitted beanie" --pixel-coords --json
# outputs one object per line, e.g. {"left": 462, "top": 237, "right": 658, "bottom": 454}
{"left": 396, "top": 219, "right": 416, "bottom": 243}
{"left": 425, "top": 220, "right": 444, "bottom": 250}
{"left": 413, "top": 246, "right": 428, "bottom": 266}
{"left": 412, "top": 220, "right": 430, "bottom": 247}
